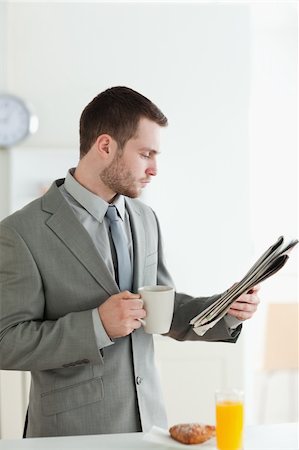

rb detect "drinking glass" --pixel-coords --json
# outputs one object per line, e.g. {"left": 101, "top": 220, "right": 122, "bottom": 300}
{"left": 215, "top": 389, "right": 244, "bottom": 450}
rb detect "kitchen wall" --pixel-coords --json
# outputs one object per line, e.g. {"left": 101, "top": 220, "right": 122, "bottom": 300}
{"left": 0, "top": 0, "right": 297, "bottom": 438}
{"left": 245, "top": 2, "right": 298, "bottom": 424}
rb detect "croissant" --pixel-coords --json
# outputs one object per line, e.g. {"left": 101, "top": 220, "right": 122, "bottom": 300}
{"left": 169, "top": 423, "right": 216, "bottom": 445}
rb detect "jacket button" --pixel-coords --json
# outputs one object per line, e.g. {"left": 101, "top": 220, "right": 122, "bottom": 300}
{"left": 136, "top": 376, "right": 142, "bottom": 385}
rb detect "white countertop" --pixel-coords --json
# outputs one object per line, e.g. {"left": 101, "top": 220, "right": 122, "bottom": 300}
{"left": 0, "top": 423, "right": 297, "bottom": 449}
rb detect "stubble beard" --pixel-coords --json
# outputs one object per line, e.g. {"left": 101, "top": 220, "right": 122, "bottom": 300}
{"left": 100, "top": 154, "right": 141, "bottom": 198}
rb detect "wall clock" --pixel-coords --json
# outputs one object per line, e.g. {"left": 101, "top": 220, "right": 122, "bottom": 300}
{"left": 0, "top": 93, "right": 39, "bottom": 148}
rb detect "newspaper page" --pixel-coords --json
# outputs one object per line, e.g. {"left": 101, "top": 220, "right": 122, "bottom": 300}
{"left": 190, "top": 236, "right": 298, "bottom": 336}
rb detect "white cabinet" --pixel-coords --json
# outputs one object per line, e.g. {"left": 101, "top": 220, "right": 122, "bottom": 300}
{"left": 0, "top": 371, "right": 30, "bottom": 438}
{"left": 154, "top": 336, "right": 244, "bottom": 426}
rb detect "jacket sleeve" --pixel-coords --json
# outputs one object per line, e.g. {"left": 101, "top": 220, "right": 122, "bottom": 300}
{"left": 0, "top": 223, "right": 103, "bottom": 371}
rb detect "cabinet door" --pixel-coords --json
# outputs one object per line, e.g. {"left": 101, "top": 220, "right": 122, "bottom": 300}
{"left": 0, "top": 370, "right": 30, "bottom": 438}
{"left": 154, "top": 335, "right": 244, "bottom": 426}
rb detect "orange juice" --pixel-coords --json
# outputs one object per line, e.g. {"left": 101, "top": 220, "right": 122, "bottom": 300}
{"left": 216, "top": 400, "right": 244, "bottom": 450}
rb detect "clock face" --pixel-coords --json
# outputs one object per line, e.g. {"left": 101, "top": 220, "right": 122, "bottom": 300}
{"left": 0, "top": 94, "right": 37, "bottom": 148}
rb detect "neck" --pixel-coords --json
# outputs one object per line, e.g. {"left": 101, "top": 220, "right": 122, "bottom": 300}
{"left": 74, "top": 160, "right": 116, "bottom": 203}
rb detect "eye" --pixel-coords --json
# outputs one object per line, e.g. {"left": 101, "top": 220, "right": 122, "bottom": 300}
{"left": 140, "top": 152, "right": 151, "bottom": 159}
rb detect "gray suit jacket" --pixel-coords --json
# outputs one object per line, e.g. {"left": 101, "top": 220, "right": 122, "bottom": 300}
{"left": 0, "top": 179, "right": 241, "bottom": 437}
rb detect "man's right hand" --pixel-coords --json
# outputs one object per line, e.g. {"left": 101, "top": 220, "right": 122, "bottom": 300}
{"left": 98, "top": 291, "right": 146, "bottom": 339}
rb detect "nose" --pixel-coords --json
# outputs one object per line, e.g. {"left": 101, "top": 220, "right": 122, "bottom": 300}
{"left": 146, "top": 160, "right": 157, "bottom": 177}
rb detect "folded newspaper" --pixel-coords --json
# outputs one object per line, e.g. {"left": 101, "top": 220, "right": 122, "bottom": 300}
{"left": 190, "top": 236, "right": 298, "bottom": 336}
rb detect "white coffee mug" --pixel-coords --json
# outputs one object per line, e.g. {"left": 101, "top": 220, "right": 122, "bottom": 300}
{"left": 138, "top": 285, "right": 175, "bottom": 334}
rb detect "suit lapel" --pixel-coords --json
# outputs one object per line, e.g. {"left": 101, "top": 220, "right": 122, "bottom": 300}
{"left": 42, "top": 181, "right": 119, "bottom": 296}
{"left": 125, "top": 199, "right": 146, "bottom": 292}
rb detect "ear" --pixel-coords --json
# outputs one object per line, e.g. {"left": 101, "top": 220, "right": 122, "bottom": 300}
{"left": 95, "top": 134, "right": 116, "bottom": 159}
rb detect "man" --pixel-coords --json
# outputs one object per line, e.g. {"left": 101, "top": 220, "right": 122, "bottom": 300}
{"left": 0, "top": 86, "right": 259, "bottom": 438}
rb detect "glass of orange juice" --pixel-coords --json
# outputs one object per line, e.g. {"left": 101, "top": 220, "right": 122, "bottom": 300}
{"left": 215, "top": 389, "right": 244, "bottom": 450}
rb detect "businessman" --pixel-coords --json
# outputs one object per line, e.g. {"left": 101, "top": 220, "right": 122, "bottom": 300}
{"left": 0, "top": 86, "right": 259, "bottom": 437}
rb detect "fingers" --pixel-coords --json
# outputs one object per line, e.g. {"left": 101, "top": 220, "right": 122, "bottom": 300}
{"left": 231, "top": 296, "right": 260, "bottom": 310}
{"left": 118, "top": 293, "right": 146, "bottom": 332}
{"left": 112, "top": 292, "right": 145, "bottom": 316}
{"left": 228, "top": 303, "right": 254, "bottom": 320}
{"left": 228, "top": 307, "right": 253, "bottom": 321}
{"left": 122, "top": 298, "right": 144, "bottom": 310}
{"left": 122, "top": 300, "right": 146, "bottom": 322}
{"left": 246, "top": 284, "right": 261, "bottom": 294}
{"left": 228, "top": 286, "right": 261, "bottom": 321}
{"left": 235, "top": 289, "right": 260, "bottom": 305}
{"left": 118, "top": 311, "right": 145, "bottom": 333}
{"left": 228, "top": 301, "right": 258, "bottom": 320}
{"left": 114, "top": 291, "right": 141, "bottom": 300}
{"left": 114, "top": 291, "right": 146, "bottom": 326}
{"left": 98, "top": 291, "right": 147, "bottom": 339}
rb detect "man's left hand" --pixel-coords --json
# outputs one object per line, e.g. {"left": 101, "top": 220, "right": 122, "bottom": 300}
{"left": 227, "top": 285, "right": 260, "bottom": 321}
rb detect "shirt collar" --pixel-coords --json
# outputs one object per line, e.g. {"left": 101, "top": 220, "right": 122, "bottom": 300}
{"left": 64, "top": 169, "right": 126, "bottom": 222}
{"left": 111, "top": 194, "right": 126, "bottom": 221}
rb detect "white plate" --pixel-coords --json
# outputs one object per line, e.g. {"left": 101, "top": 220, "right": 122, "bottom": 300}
{"left": 143, "top": 426, "right": 217, "bottom": 449}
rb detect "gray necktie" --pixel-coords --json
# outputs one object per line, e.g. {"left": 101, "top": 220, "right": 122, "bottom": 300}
{"left": 106, "top": 205, "right": 132, "bottom": 291}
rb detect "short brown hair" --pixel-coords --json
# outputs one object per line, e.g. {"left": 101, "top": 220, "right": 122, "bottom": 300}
{"left": 79, "top": 86, "right": 168, "bottom": 158}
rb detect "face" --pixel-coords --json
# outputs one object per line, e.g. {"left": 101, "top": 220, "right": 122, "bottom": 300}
{"left": 100, "top": 118, "right": 161, "bottom": 198}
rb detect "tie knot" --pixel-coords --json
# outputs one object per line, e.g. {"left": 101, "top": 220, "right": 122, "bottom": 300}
{"left": 106, "top": 205, "right": 119, "bottom": 222}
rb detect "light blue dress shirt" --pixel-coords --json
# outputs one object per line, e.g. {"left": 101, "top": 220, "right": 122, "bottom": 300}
{"left": 59, "top": 169, "right": 133, "bottom": 350}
